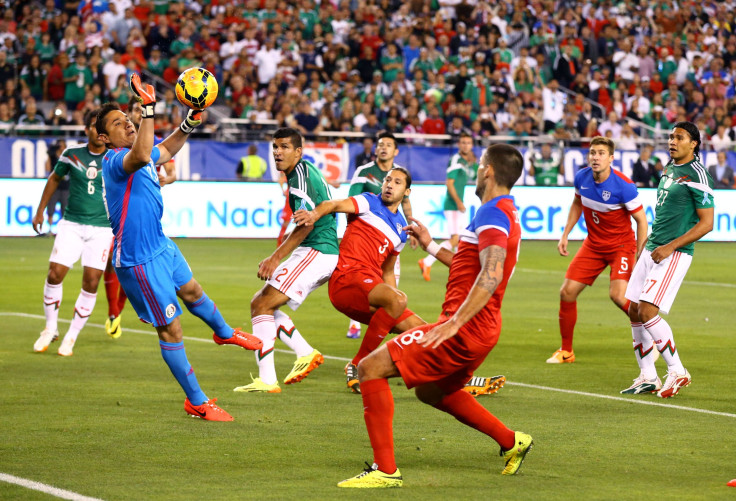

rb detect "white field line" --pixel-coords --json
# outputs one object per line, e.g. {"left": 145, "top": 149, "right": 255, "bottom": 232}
{"left": 4, "top": 311, "right": 735, "bottom": 419}
{"left": 516, "top": 268, "right": 736, "bottom": 288}
{"left": 0, "top": 473, "right": 104, "bottom": 501}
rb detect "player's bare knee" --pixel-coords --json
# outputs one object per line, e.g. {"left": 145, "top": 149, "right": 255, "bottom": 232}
{"left": 47, "top": 265, "right": 66, "bottom": 285}
{"left": 637, "top": 302, "right": 657, "bottom": 323}
{"left": 559, "top": 284, "right": 574, "bottom": 302}
{"left": 628, "top": 302, "right": 640, "bottom": 322}
{"left": 250, "top": 289, "right": 275, "bottom": 316}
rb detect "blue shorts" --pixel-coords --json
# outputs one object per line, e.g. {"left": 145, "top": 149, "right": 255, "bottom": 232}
{"left": 116, "top": 240, "right": 193, "bottom": 327}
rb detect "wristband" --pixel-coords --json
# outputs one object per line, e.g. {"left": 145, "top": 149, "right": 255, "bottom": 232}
{"left": 179, "top": 121, "right": 194, "bottom": 134}
{"left": 426, "top": 241, "right": 441, "bottom": 257}
{"left": 141, "top": 103, "right": 154, "bottom": 119}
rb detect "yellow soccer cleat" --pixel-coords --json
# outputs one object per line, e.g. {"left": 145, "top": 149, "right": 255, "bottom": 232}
{"left": 105, "top": 315, "right": 122, "bottom": 339}
{"left": 463, "top": 375, "right": 506, "bottom": 396}
{"left": 233, "top": 377, "right": 281, "bottom": 393}
{"left": 283, "top": 349, "right": 323, "bottom": 384}
{"left": 545, "top": 348, "right": 575, "bottom": 364}
{"left": 501, "top": 432, "right": 533, "bottom": 475}
{"left": 338, "top": 463, "right": 402, "bottom": 488}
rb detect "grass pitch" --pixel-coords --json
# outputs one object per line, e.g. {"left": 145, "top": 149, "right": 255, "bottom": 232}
{"left": 1, "top": 237, "right": 734, "bottom": 500}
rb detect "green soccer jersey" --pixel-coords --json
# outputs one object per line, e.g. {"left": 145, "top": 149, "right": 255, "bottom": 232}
{"left": 288, "top": 159, "right": 339, "bottom": 255}
{"left": 348, "top": 161, "right": 391, "bottom": 197}
{"left": 53, "top": 144, "right": 109, "bottom": 227}
{"left": 443, "top": 154, "right": 477, "bottom": 211}
{"left": 532, "top": 154, "right": 561, "bottom": 186}
{"left": 646, "top": 158, "right": 714, "bottom": 256}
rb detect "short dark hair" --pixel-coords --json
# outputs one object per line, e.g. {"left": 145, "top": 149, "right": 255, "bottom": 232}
{"left": 590, "top": 136, "right": 615, "bottom": 155}
{"left": 96, "top": 102, "right": 121, "bottom": 137}
{"left": 389, "top": 166, "right": 412, "bottom": 188}
{"left": 128, "top": 96, "right": 141, "bottom": 111}
{"left": 673, "top": 121, "right": 701, "bottom": 158}
{"left": 458, "top": 131, "right": 473, "bottom": 141}
{"left": 273, "top": 127, "right": 302, "bottom": 148}
{"left": 377, "top": 131, "right": 397, "bottom": 147}
{"left": 84, "top": 109, "right": 100, "bottom": 129}
{"left": 482, "top": 144, "right": 523, "bottom": 189}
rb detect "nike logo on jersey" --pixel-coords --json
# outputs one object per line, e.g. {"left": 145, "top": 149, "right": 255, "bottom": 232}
{"left": 580, "top": 186, "right": 589, "bottom": 189}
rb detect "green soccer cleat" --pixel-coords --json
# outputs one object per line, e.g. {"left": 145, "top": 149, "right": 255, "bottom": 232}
{"left": 338, "top": 463, "right": 403, "bottom": 488}
{"left": 620, "top": 374, "right": 662, "bottom": 394}
{"left": 500, "top": 432, "right": 533, "bottom": 475}
{"left": 283, "top": 349, "right": 323, "bottom": 384}
{"left": 233, "top": 377, "right": 281, "bottom": 393}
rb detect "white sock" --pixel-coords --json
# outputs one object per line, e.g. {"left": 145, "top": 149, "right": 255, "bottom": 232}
{"left": 252, "top": 314, "right": 277, "bottom": 385}
{"left": 643, "top": 315, "right": 685, "bottom": 374}
{"left": 423, "top": 241, "right": 453, "bottom": 268}
{"left": 348, "top": 319, "right": 361, "bottom": 332}
{"left": 64, "top": 290, "right": 97, "bottom": 342}
{"left": 274, "top": 310, "right": 313, "bottom": 357}
{"left": 43, "top": 280, "right": 63, "bottom": 332}
{"left": 631, "top": 322, "right": 657, "bottom": 380}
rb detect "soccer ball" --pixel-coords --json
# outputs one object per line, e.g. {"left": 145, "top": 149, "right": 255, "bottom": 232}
{"left": 175, "top": 67, "right": 218, "bottom": 110}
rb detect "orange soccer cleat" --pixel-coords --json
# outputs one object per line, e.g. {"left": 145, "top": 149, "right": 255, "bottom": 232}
{"left": 184, "top": 398, "right": 233, "bottom": 421}
{"left": 213, "top": 328, "right": 263, "bottom": 351}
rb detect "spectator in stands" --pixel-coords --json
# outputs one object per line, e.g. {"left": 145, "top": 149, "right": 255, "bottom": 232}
{"left": 710, "top": 124, "right": 733, "bottom": 152}
{"left": 354, "top": 137, "right": 375, "bottom": 167}
{"left": 422, "top": 104, "right": 446, "bottom": 135}
{"left": 254, "top": 38, "right": 281, "bottom": 90}
{"left": 542, "top": 79, "right": 566, "bottom": 133}
{"left": 632, "top": 145, "right": 663, "bottom": 188}
{"left": 17, "top": 97, "right": 46, "bottom": 126}
{"left": 709, "top": 151, "right": 735, "bottom": 189}
{"left": 617, "top": 122, "right": 639, "bottom": 151}
{"left": 0, "top": 102, "right": 13, "bottom": 127}
{"left": 47, "top": 102, "right": 71, "bottom": 126}
{"left": 236, "top": 144, "right": 268, "bottom": 181}
{"left": 19, "top": 54, "right": 46, "bottom": 101}
{"left": 102, "top": 51, "right": 126, "bottom": 96}
{"left": 63, "top": 53, "right": 92, "bottom": 112}
{"left": 598, "top": 111, "right": 622, "bottom": 139}
{"left": 294, "top": 100, "right": 320, "bottom": 135}
{"left": 529, "top": 142, "right": 563, "bottom": 186}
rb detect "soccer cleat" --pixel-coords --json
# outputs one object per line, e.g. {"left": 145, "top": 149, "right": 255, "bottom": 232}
{"left": 620, "top": 374, "right": 662, "bottom": 394}
{"left": 283, "top": 349, "right": 324, "bottom": 384}
{"left": 346, "top": 324, "right": 361, "bottom": 339}
{"left": 33, "top": 328, "right": 59, "bottom": 352}
{"left": 463, "top": 375, "right": 506, "bottom": 396}
{"left": 338, "top": 462, "right": 403, "bottom": 488}
{"left": 657, "top": 370, "right": 691, "bottom": 398}
{"left": 184, "top": 398, "right": 233, "bottom": 421}
{"left": 345, "top": 362, "right": 360, "bottom": 394}
{"left": 417, "top": 259, "right": 431, "bottom": 281}
{"left": 233, "top": 377, "right": 281, "bottom": 393}
{"left": 57, "top": 336, "right": 75, "bottom": 357}
{"left": 546, "top": 348, "right": 575, "bottom": 364}
{"left": 500, "top": 432, "right": 533, "bottom": 475}
{"left": 105, "top": 315, "right": 122, "bottom": 339}
{"left": 213, "top": 328, "right": 263, "bottom": 351}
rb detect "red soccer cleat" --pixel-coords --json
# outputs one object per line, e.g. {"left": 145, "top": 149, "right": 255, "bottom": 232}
{"left": 213, "top": 328, "right": 263, "bottom": 351}
{"left": 184, "top": 398, "right": 233, "bottom": 421}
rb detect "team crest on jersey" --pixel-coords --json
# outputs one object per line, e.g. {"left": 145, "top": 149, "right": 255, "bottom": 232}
{"left": 86, "top": 167, "right": 98, "bottom": 179}
{"left": 165, "top": 304, "right": 176, "bottom": 318}
{"left": 396, "top": 222, "right": 403, "bottom": 233}
{"left": 602, "top": 190, "right": 611, "bottom": 201}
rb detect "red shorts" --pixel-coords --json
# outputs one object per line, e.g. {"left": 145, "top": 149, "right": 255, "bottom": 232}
{"left": 387, "top": 315, "right": 498, "bottom": 394}
{"left": 328, "top": 269, "right": 382, "bottom": 325}
{"left": 565, "top": 242, "right": 635, "bottom": 286}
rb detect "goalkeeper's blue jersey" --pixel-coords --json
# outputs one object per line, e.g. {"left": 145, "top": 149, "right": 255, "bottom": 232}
{"left": 102, "top": 145, "right": 169, "bottom": 267}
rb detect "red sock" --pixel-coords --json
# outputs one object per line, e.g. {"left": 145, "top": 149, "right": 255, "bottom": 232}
{"left": 434, "top": 390, "right": 515, "bottom": 450}
{"left": 116, "top": 283, "right": 127, "bottom": 314}
{"left": 619, "top": 299, "right": 631, "bottom": 315}
{"left": 104, "top": 268, "right": 121, "bottom": 318}
{"left": 559, "top": 300, "right": 577, "bottom": 352}
{"left": 352, "top": 308, "right": 399, "bottom": 365}
{"left": 361, "top": 379, "right": 396, "bottom": 473}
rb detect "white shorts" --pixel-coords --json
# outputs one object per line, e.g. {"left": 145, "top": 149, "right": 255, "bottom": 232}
{"left": 50, "top": 219, "right": 114, "bottom": 271}
{"left": 268, "top": 246, "right": 338, "bottom": 310}
{"left": 625, "top": 249, "right": 692, "bottom": 314}
{"left": 444, "top": 210, "right": 464, "bottom": 236}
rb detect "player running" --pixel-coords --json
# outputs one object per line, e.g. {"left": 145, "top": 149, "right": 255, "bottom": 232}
{"left": 102, "top": 98, "right": 176, "bottom": 339}
{"left": 344, "top": 132, "right": 416, "bottom": 339}
{"left": 418, "top": 132, "right": 477, "bottom": 281}
{"left": 97, "top": 75, "right": 261, "bottom": 421}
{"left": 234, "top": 127, "right": 338, "bottom": 394}
{"left": 547, "top": 136, "right": 648, "bottom": 364}
{"left": 337, "top": 144, "right": 531, "bottom": 488}
{"left": 622, "top": 122, "right": 714, "bottom": 398}
{"left": 32, "top": 109, "right": 112, "bottom": 356}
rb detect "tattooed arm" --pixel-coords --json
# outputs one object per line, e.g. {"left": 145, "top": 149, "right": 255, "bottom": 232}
{"left": 418, "top": 244, "right": 507, "bottom": 349}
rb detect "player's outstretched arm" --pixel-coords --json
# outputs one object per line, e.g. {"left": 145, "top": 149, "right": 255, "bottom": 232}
{"left": 32, "top": 172, "right": 61, "bottom": 234}
{"left": 157, "top": 109, "right": 203, "bottom": 164}
{"left": 650, "top": 207, "right": 713, "bottom": 263}
{"left": 123, "top": 74, "right": 156, "bottom": 173}
{"left": 558, "top": 195, "right": 582, "bottom": 256}
{"left": 419, "top": 244, "right": 506, "bottom": 349}
{"left": 404, "top": 216, "right": 454, "bottom": 267}
{"left": 293, "top": 198, "right": 356, "bottom": 226}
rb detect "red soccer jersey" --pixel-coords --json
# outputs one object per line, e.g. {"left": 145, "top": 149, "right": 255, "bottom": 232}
{"left": 575, "top": 167, "right": 643, "bottom": 253}
{"left": 441, "top": 195, "right": 521, "bottom": 339}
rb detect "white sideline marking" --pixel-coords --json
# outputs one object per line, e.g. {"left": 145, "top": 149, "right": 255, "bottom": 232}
{"left": 516, "top": 268, "right": 736, "bottom": 288}
{"left": 0, "top": 472, "right": 104, "bottom": 501}
{"left": 4, "top": 311, "right": 735, "bottom": 418}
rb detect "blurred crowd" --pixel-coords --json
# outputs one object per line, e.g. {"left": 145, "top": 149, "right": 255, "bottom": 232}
{"left": 2, "top": 0, "right": 736, "bottom": 157}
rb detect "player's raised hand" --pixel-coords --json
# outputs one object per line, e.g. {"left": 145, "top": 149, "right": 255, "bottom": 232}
{"left": 557, "top": 236, "right": 569, "bottom": 256}
{"left": 293, "top": 209, "right": 317, "bottom": 226}
{"left": 180, "top": 109, "right": 203, "bottom": 134}
{"left": 403, "top": 216, "right": 432, "bottom": 250}
{"left": 130, "top": 73, "right": 156, "bottom": 118}
{"left": 418, "top": 320, "right": 459, "bottom": 349}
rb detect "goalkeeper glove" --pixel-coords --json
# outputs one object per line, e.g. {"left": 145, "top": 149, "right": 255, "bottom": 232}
{"left": 129, "top": 73, "right": 156, "bottom": 118}
{"left": 179, "top": 109, "right": 203, "bottom": 134}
